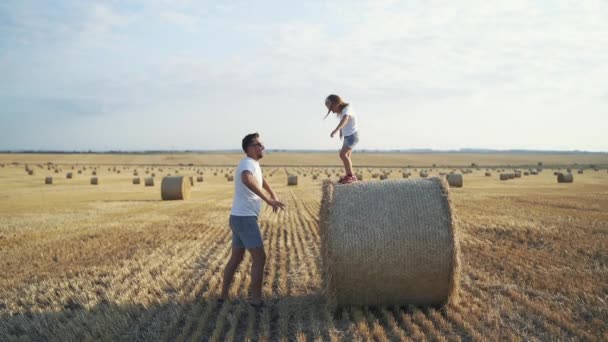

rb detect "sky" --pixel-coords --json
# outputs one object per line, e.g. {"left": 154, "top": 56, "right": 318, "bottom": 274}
{"left": 1, "top": 0, "right": 607, "bottom": 152}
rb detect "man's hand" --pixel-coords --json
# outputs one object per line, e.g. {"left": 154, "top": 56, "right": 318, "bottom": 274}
{"left": 267, "top": 198, "right": 285, "bottom": 213}
{"left": 330, "top": 129, "right": 338, "bottom": 138}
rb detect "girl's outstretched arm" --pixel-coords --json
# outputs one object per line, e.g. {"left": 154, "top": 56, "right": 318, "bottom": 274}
{"left": 331, "top": 115, "right": 350, "bottom": 138}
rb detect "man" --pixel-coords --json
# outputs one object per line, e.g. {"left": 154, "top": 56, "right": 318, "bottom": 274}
{"left": 220, "top": 132, "right": 285, "bottom": 308}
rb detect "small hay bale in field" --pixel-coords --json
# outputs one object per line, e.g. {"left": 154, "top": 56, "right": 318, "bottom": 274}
{"left": 45, "top": 177, "right": 53, "bottom": 185}
{"left": 356, "top": 173, "right": 363, "bottom": 180}
{"left": 90, "top": 177, "right": 98, "bottom": 185}
{"left": 189, "top": 176, "right": 194, "bottom": 186}
{"left": 319, "top": 178, "right": 459, "bottom": 309}
{"left": 485, "top": 172, "right": 492, "bottom": 177}
{"left": 446, "top": 174, "right": 463, "bottom": 188}
{"left": 144, "top": 177, "right": 154, "bottom": 186}
{"left": 78, "top": 170, "right": 82, "bottom": 174}
{"left": 557, "top": 173, "right": 573, "bottom": 183}
{"left": 28, "top": 169, "right": 34, "bottom": 175}
{"left": 531, "top": 171, "right": 539, "bottom": 175}
{"left": 66, "top": 172, "right": 73, "bottom": 179}
{"left": 500, "top": 173, "right": 513, "bottom": 181}
{"left": 161, "top": 176, "right": 190, "bottom": 200}
{"left": 514, "top": 171, "right": 521, "bottom": 178}
{"left": 379, "top": 174, "right": 388, "bottom": 180}
{"left": 54, "top": 169, "right": 59, "bottom": 174}
{"left": 227, "top": 175, "right": 234, "bottom": 182}
{"left": 197, "top": 176, "right": 204, "bottom": 182}
{"left": 578, "top": 170, "right": 584, "bottom": 174}
{"left": 402, "top": 173, "right": 409, "bottom": 178}
{"left": 313, "top": 175, "right": 318, "bottom": 180}
{"left": 92, "top": 171, "right": 97, "bottom": 176}
{"left": 524, "top": 172, "right": 530, "bottom": 176}
{"left": 151, "top": 173, "right": 156, "bottom": 177}
{"left": 133, "top": 177, "right": 141, "bottom": 185}
{"left": 287, "top": 175, "right": 298, "bottom": 186}
{"left": 419, "top": 171, "right": 428, "bottom": 178}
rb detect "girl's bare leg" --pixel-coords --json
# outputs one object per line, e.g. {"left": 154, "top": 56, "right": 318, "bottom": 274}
{"left": 339, "top": 146, "right": 354, "bottom": 176}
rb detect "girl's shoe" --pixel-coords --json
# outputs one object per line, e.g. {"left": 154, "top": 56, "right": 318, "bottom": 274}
{"left": 339, "top": 175, "right": 357, "bottom": 184}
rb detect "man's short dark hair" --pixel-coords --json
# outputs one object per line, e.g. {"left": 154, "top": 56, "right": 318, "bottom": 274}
{"left": 242, "top": 132, "right": 260, "bottom": 152}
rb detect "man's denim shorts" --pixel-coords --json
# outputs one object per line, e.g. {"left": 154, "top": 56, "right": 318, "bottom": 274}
{"left": 229, "top": 215, "right": 263, "bottom": 249}
{"left": 343, "top": 131, "right": 360, "bottom": 149}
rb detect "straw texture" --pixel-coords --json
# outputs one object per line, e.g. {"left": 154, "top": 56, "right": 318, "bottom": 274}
{"left": 161, "top": 176, "right": 190, "bottom": 200}
{"left": 319, "top": 178, "right": 460, "bottom": 309}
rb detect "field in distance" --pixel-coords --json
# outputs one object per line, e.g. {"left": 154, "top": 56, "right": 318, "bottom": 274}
{"left": 0, "top": 153, "right": 607, "bottom": 341}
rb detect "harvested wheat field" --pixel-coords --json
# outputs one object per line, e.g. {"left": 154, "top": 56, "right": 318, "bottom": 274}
{"left": 0, "top": 153, "right": 607, "bottom": 341}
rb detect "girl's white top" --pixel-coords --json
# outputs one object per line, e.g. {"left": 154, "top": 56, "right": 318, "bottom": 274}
{"left": 339, "top": 105, "right": 358, "bottom": 136}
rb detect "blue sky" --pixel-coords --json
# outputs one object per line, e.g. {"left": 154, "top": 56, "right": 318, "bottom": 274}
{"left": 1, "top": 0, "right": 607, "bottom": 151}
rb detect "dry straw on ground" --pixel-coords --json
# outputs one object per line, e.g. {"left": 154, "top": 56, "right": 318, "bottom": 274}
{"left": 319, "top": 178, "right": 460, "bottom": 309}
{"left": 161, "top": 176, "right": 190, "bottom": 200}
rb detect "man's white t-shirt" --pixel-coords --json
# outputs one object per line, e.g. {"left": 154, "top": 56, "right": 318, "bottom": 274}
{"left": 231, "top": 157, "right": 264, "bottom": 217}
{"left": 339, "top": 105, "right": 358, "bottom": 137}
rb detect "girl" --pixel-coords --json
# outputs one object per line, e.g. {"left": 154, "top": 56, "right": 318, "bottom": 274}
{"left": 324, "top": 94, "right": 359, "bottom": 184}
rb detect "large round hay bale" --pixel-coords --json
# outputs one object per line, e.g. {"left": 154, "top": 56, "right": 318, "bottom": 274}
{"left": 133, "top": 177, "right": 141, "bottom": 185}
{"left": 161, "top": 176, "right": 190, "bottom": 200}
{"left": 319, "top": 178, "right": 459, "bottom": 309}
{"left": 287, "top": 175, "right": 298, "bottom": 186}
{"left": 446, "top": 174, "right": 463, "bottom": 188}
{"left": 557, "top": 173, "right": 573, "bottom": 183}
{"left": 144, "top": 177, "right": 154, "bottom": 186}
{"left": 90, "top": 177, "right": 98, "bottom": 185}
{"left": 45, "top": 177, "right": 53, "bottom": 185}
